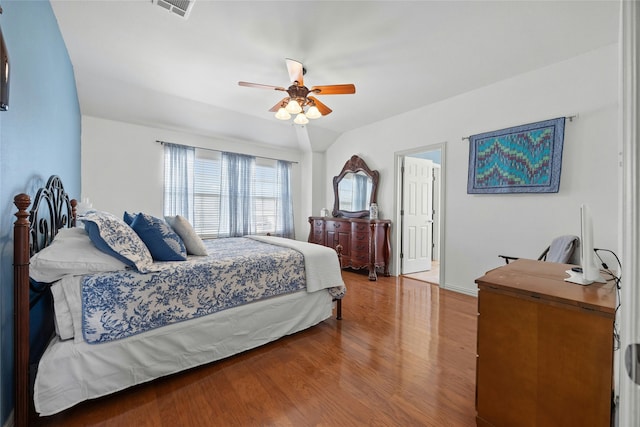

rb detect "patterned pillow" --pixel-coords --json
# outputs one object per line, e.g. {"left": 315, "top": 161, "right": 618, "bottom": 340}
{"left": 129, "top": 213, "right": 187, "bottom": 261}
{"left": 83, "top": 211, "right": 155, "bottom": 273}
{"left": 165, "top": 215, "right": 208, "bottom": 256}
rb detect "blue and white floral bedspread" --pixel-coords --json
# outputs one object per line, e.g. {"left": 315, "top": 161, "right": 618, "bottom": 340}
{"left": 82, "top": 238, "right": 308, "bottom": 344}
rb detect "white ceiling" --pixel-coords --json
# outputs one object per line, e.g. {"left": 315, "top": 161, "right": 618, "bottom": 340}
{"left": 50, "top": 0, "right": 619, "bottom": 152}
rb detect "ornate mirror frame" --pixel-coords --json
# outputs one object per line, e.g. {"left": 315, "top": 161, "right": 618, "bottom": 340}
{"left": 332, "top": 155, "right": 379, "bottom": 218}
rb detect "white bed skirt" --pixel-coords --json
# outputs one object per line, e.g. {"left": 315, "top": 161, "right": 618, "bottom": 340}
{"left": 35, "top": 289, "right": 333, "bottom": 416}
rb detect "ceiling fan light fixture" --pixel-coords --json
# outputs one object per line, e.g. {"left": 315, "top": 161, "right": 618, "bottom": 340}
{"left": 294, "top": 113, "right": 309, "bottom": 125}
{"left": 275, "top": 108, "right": 291, "bottom": 120}
{"left": 305, "top": 105, "right": 321, "bottom": 119}
{"left": 285, "top": 99, "right": 302, "bottom": 114}
{"left": 239, "top": 58, "right": 355, "bottom": 125}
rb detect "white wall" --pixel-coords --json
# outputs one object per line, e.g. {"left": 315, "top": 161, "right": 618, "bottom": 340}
{"left": 325, "top": 44, "right": 620, "bottom": 295}
{"left": 81, "top": 117, "right": 308, "bottom": 239}
{"left": 81, "top": 44, "right": 620, "bottom": 296}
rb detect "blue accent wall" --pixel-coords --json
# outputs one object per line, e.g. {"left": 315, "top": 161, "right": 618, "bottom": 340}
{"left": 0, "top": 0, "right": 80, "bottom": 423}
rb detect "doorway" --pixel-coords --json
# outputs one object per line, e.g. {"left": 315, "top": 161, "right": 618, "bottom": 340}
{"left": 394, "top": 143, "right": 445, "bottom": 286}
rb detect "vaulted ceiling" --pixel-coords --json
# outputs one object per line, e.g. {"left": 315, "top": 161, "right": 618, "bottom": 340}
{"left": 51, "top": 0, "right": 619, "bottom": 152}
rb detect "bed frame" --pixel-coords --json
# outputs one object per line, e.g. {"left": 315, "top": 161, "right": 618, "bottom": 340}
{"left": 13, "top": 175, "right": 342, "bottom": 426}
{"left": 13, "top": 176, "right": 76, "bottom": 427}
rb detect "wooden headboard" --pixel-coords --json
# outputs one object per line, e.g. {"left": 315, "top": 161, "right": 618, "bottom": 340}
{"left": 13, "top": 175, "right": 76, "bottom": 427}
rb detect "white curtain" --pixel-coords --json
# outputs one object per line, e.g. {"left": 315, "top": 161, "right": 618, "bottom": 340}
{"left": 163, "top": 143, "right": 195, "bottom": 224}
{"left": 275, "top": 160, "right": 295, "bottom": 238}
{"left": 164, "top": 146, "right": 295, "bottom": 239}
{"left": 219, "top": 152, "right": 256, "bottom": 237}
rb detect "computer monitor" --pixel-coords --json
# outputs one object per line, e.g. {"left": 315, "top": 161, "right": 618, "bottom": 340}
{"left": 565, "top": 204, "right": 605, "bottom": 285}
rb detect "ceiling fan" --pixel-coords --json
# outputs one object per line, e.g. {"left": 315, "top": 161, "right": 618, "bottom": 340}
{"left": 238, "top": 58, "right": 356, "bottom": 125}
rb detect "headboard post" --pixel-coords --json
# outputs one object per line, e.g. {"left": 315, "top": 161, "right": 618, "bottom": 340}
{"left": 71, "top": 198, "right": 77, "bottom": 227}
{"left": 13, "top": 193, "right": 31, "bottom": 427}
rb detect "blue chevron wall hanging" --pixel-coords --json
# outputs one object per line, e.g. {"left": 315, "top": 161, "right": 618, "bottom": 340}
{"left": 467, "top": 117, "right": 565, "bottom": 194}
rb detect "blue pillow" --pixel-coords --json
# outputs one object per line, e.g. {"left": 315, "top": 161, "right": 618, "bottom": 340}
{"left": 123, "top": 211, "right": 136, "bottom": 225}
{"left": 83, "top": 211, "right": 155, "bottom": 273}
{"left": 129, "top": 213, "right": 187, "bottom": 261}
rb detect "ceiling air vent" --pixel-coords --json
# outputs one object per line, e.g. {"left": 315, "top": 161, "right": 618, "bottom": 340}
{"left": 152, "top": 0, "right": 194, "bottom": 19}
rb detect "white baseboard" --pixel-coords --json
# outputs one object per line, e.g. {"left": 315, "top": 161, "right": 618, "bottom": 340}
{"left": 442, "top": 283, "right": 478, "bottom": 297}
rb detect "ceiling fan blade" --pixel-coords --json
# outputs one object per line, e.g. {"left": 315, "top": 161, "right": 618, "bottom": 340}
{"left": 285, "top": 58, "right": 304, "bottom": 86}
{"left": 310, "top": 84, "right": 356, "bottom": 95}
{"left": 238, "top": 81, "right": 286, "bottom": 91}
{"left": 308, "top": 96, "right": 332, "bottom": 116}
{"left": 269, "top": 97, "right": 290, "bottom": 112}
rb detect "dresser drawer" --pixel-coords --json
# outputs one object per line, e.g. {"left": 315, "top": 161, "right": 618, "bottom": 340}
{"left": 326, "top": 221, "right": 348, "bottom": 231}
{"left": 351, "top": 222, "right": 369, "bottom": 232}
{"left": 351, "top": 252, "right": 369, "bottom": 264}
{"left": 352, "top": 241, "right": 368, "bottom": 253}
{"left": 352, "top": 232, "right": 368, "bottom": 242}
{"left": 310, "top": 232, "right": 323, "bottom": 245}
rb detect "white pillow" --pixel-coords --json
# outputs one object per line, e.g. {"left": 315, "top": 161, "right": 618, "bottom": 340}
{"left": 51, "top": 280, "right": 74, "bottom": 340}
{"left": 30, "top": 227, "right": 127, "bottom": 283}
{"left": 165, "top": 215, "right": 208, "bottom": 256}
{"left": 83, "top": 211, "right": 156, "bottom": 273}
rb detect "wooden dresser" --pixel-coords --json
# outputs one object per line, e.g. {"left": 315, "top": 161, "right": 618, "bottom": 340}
{"left": 475, "top": 259, "right": 616, "bottom": 427}
{"left": 308, "top": 216, "right": 391, "bottom": 280}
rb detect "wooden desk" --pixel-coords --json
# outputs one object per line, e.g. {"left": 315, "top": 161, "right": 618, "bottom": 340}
{"left": 475, "top": 259, "right": 616, "bottom": 427}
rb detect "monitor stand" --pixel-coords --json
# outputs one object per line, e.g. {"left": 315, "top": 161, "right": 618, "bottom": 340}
{"left": 564, "top": 269, "right": 606, "bottom": 285}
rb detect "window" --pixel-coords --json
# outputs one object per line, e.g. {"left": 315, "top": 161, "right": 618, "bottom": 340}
{"left": 193, "top": 150, "right": 221, "bottom": 238}
{"left": 164, "top": 144, "right": 294, "bottom": 239}
{"left": 254, "top": 158, "right": 279, "bottom": 234}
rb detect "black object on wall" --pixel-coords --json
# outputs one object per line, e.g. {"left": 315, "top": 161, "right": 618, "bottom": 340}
{"left": 0, "top": 7, "right": 9, "bottom": 111}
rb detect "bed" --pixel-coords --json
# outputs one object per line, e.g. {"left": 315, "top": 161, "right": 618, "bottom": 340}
{"left": 12, "top": 176, "right": 345, "bottom": 424}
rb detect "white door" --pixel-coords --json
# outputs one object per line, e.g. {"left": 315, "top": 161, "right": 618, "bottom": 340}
{"left": 402, "top": 157, "right": 434, "bottom": 274}
{"left": 432, "top": 165, "right": 441, "bottom": 261}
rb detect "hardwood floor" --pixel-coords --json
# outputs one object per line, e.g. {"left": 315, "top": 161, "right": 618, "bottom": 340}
{"left": 33, "top": 271, "right": 478, "bottom": 427}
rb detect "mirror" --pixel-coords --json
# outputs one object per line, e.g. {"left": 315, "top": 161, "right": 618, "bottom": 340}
{"left": 337, "top": 171, "right": 373, "bottom": 212}
{"left": 332, "top": 155, "right": 379, "bottom": 218}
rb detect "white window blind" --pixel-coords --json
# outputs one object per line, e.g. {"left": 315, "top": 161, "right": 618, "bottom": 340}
{"left": 254, "top": 157, "right": 279, "bottom": 235}
{"left": 181, "top": 149, "right": 291, "bottom": 238}
{"left": 164, "top": 142, "right": 294, "bottom": 239}
{"left": 193, "top": 150, "right": 221, "bottom": 238}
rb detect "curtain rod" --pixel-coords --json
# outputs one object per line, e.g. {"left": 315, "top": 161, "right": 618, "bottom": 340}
{"left": 461, "top": 115, "right": 578, "bottom": 141}
{"left": 155, "top": 140, "right": 299, "bottom": 164}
